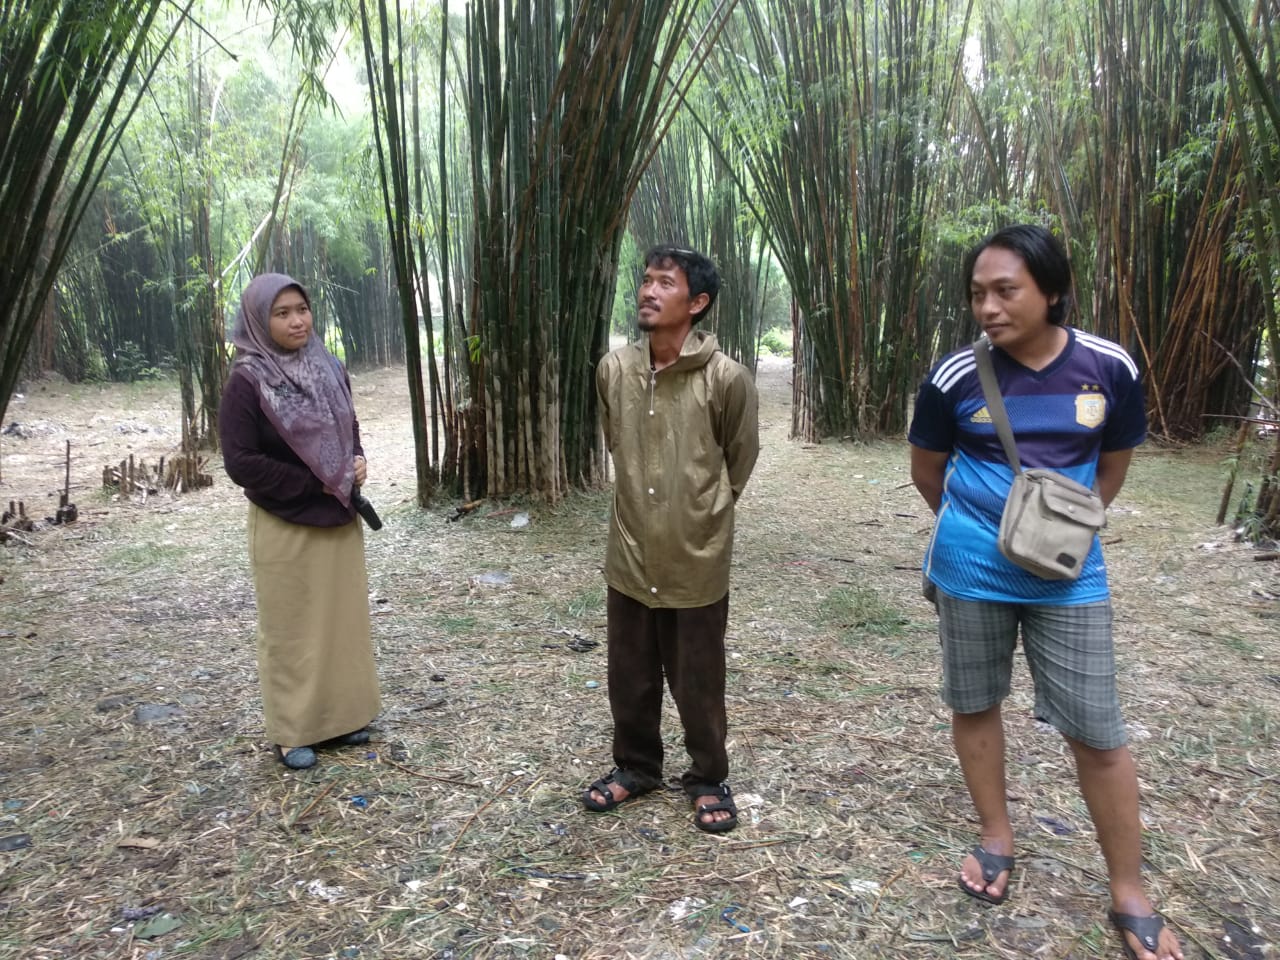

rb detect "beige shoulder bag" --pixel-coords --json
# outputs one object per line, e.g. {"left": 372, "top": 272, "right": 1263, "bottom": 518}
{"left": 972, "top": 337, "right": 1107, "bottom": 580}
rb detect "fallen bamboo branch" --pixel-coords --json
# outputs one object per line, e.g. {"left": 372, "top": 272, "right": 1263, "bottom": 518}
{"left": 288, "top": 781, "right": 336, "bottom": 829}
{"left": 377, "top": 753, "right": 480, "bottom": 789}
{"left": 436, "top": 773, "right": 523, "bottom": 877}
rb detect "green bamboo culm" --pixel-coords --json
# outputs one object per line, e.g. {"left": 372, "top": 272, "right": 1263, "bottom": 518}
{"left": 358, "top": 0, "right": 442, "bottom": 506}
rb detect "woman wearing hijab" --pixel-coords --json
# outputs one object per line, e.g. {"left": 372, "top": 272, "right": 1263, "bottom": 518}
{"left": 219, "top": 273, "right": 381, "bottom": 770}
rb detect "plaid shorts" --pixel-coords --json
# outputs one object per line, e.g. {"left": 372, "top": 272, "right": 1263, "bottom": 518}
{"left": 935, "top": 590, "right": 1127, "bottom": 750}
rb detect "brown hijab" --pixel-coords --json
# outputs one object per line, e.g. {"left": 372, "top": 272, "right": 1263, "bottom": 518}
{"left": 230, "top": 273, "right": 355, "bottom": 508}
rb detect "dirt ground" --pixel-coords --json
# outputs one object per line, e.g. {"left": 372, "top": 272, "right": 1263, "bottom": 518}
{"left": 0, "top": 359, "right": 1277, "bottom": 960}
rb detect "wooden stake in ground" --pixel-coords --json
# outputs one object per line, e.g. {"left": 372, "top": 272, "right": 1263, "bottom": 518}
{"left": 54, "top": 439, "right": 77, "bottom": 524}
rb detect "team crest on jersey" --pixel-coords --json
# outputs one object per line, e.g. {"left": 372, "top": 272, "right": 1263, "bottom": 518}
{"left": 970, "top": 405, "right": 992, "bottom": 423}
{"left": 1076, "top": 393, "right": 1106, "bottom": 428}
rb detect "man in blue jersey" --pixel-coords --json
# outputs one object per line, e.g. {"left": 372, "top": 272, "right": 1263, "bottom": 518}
{"left": 908, "top": 225, "right": 1182, "bottom": 960}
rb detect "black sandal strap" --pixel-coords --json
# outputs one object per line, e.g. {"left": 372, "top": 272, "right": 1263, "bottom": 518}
{"left": 971, "top": 846, "right": 1016, "bottom": 885}
{"left": 1109, "top": 910, "right": 1165, "bottom": 955}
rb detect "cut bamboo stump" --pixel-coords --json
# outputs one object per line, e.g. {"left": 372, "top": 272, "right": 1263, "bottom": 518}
{"left": 1, "top": 500, "right": 36, "bottom": 544}
{"left": 102, "top": 454, "right": 160, "bottom": 497}
{"left": 103, "top": 450, "right": 213, "bottom": 496}
{"left": 163, "top": 453, "right": 213, "bottom": 493}
{"left": 102, "top": 452, "right": 213, "bottom": 499}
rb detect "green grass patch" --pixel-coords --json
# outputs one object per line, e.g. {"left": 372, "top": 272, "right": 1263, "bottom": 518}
{"left": 103, "top": 542, "right": 188, "bottom": 572}
{"left": 817, "top": 585, "right": 907, "bottom": 639}
{"left": 563, "top": 585, "right": 604, "bottom": 620}
{"left": 758, "top": 325, "right": 793, "bottom": 357}
{"left": 437, "top": 614, "right": 477, "bottom": 633}
{"left": 1219, "top": 634, "right": 1259, "bottom": 656}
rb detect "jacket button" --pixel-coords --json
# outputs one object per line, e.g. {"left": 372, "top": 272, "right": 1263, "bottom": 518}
{"left": 648, "top": 487, "right": 655, "bottom": 495}
{"left": 650, "top": 587, "right": 658, "bottom": 594}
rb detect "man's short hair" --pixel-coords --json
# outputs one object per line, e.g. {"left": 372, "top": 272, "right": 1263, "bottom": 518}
{"left": 963, "top": 224, "right": 1073, "bottom": 325}
{"left": 644, "top": 245, "right": 721, "bottom": 323}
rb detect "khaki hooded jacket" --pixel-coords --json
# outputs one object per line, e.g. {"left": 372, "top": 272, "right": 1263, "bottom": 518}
{"left": 597, "top": 329, "right": 759, "bottom": 609}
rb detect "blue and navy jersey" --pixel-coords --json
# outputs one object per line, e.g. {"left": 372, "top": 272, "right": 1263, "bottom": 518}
{"left": 908, "top": 328, "right": 1146, "bottom": 604}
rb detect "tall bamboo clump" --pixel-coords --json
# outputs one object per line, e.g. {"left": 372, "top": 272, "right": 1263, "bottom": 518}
{"left": 951, "top": 0, "right": 1264, "bottom": 445}
{"left": 53, "top": 199, "right": 176, "bottom": 383}
{"left": 849, "top": 0, "right": 970, "bottom": 434}
{"left": 711, "top": 0, "right": 860, "bottom": 441}
{"left": 460, "top": 0, "right": 736, "bottom": 500}
{"left": 0, "top": 0, "right": 182, "bottom": 444}
{"left": 1212, "top": 0, "right": 1280, "bottom": 541}
{"left": 1083, "top": 0, "right": 1260, "bottom": 440}
{"left": 711, "top": 0, "right": 965, "bottom": 440}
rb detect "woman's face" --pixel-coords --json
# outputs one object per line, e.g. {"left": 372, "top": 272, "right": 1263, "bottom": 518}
{"left": 268, "top": 287, "right": 313, "bottom": 351}
{"left": 968, "top": 246, "right": 1057, "bottom": 354}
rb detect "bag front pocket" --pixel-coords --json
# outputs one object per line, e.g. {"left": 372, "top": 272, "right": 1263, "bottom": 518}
{"left": 998, "top": 470, "right": 1105, "bottom": 580}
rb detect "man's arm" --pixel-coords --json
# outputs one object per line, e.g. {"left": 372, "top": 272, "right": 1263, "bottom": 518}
{"left": 1095, "top": 448, "right": 1135, "bottom": 507}
{"left": 910, "top": 445, "right": 950, "bottom": 515}
{"left": 721, "top": 368, "right": 759, "bottom": 500}
{"left": 595, "top": 358, "right": 613, "bottom": 451}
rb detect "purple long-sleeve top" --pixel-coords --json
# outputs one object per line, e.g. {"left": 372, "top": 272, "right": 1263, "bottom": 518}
{"left": 219, "top": 367, "right": 364, "bottom": 527}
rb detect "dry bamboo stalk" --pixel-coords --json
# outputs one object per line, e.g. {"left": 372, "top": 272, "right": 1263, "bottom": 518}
{"left": 435, "top": 773, "right": 523, "bottom": 877}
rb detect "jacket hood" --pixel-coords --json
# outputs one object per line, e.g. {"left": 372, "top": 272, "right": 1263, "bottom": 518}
{"left": 637, "top": 329, "right": 720, "bottom": 371}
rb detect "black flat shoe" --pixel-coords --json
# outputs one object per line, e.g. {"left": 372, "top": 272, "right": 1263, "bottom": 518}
{"left": 273, "top": 745, "right": 317, "bottom": 769}
{"left": 317, "top": 729, "right": 371, "bottom": 748}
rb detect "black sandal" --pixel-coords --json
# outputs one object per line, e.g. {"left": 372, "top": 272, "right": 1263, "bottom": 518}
{"left": 958, "top": 845, "right": 1016, "bottom": 905}
{"left": 582, "top": 767, "right": 657, "bottom": 812}
{"left": 1109, "top": 909, "right": 1169, "bottom": 960}
{"left": 692, "top": 782, "right": 739, "bottom": 834}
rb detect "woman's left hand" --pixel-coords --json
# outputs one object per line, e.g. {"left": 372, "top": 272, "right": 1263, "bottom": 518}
{"left": 354, "top": 455, "right": 368, "bottom": 486}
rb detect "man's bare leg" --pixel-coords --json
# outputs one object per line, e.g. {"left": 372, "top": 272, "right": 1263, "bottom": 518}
{"left": 1068, "top": 738, "right": 1183, "bottom": 960}
{"left": 954, "top": 704, "right": 1015, "bottom": 900}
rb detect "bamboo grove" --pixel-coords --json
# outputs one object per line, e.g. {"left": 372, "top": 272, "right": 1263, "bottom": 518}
{"left": 1, "top": 0, "right": 1278, "bottom": 535}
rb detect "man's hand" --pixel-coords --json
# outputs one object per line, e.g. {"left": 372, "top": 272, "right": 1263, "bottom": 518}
{"left": 910, "top": 445, "right": 949, "bottom": 514}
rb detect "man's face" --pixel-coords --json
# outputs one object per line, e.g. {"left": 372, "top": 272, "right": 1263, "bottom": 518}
{"left": 268, "top": 288, "right": 313, "bottom": 351}
{"left": 968, "top": 246, "right": 1058, "bottom": 353}
{"left": 637, "top": 260, "right": 707, "bottom": 334}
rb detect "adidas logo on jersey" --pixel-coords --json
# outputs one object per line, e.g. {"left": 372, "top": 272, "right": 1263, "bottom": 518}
{"left": 971, "top": 406, "right": 992, "bottom": 423}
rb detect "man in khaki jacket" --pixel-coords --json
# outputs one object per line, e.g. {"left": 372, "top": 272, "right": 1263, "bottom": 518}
{"left": 583, "top": 245, "right": 759, "bottom": 833}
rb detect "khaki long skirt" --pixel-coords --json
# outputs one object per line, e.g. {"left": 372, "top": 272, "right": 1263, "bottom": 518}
{"left": 248, "top": 504, "right": 381, "bottom": 746}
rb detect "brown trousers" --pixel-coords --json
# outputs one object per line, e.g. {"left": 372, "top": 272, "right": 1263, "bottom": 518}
{"left": 606, "top": 587, "right": 730, "bottom": 797}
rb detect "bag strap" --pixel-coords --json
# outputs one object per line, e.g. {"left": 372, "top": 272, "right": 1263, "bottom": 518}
{"left": 971, "top": 336, "right": 1023, "bottom": 475}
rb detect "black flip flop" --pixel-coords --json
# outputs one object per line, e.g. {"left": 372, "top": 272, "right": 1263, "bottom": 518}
{"left": 1109, "top": 909, "right": 1169, "bottom": 960}
{"left": 958, "top": 845, "right": 1015, "bottom": 905}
